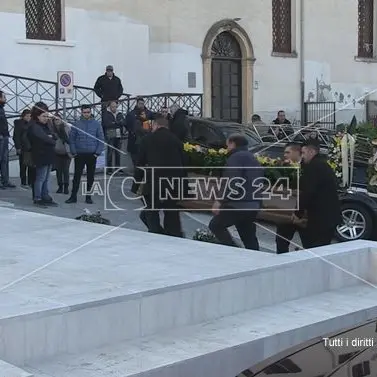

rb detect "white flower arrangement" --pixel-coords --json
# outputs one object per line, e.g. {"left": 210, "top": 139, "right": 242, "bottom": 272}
{"left": 192, "top": 228, "right": 219, "bottom": 243}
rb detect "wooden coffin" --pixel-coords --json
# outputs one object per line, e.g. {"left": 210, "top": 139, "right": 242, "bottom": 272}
{"left": 178, "top": 173, "right": 300, "bottom": 224}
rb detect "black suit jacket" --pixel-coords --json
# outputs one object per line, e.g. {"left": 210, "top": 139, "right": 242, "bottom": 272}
{"left": 296, "top": 154, "right": 341, "bottom": 230}
{"left": 132, "top": 127, "right": 186, "bottom": 201}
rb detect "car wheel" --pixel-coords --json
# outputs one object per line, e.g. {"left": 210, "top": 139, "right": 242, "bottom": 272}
{"left": 336, "top": 203, "right": 373, "bottom": 241}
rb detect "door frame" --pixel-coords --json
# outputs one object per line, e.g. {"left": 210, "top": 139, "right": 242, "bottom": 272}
{"left": 202, "top": 19, "right": 256, "bottom": 124}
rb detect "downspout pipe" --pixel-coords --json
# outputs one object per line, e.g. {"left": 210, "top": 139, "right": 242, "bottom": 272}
{"left": 300, "top": 0, "right": 305, "bottom": 127}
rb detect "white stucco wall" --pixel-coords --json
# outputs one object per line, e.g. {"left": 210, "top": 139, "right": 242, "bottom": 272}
{"left": 1, "top": 0, "right": 377, "bottom": 123}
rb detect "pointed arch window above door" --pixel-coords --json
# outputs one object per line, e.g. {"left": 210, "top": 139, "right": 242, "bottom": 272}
{"left": 211, "top": 32, "right": 242, "bottom": 58}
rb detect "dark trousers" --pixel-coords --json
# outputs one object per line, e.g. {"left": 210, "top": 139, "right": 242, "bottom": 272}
{"left": 19, "top": 153, "right": 33, "bottom": 186}
{"left": 140, "top": 197, "right": 183, "bottom": 237}
{"left": 106, "top": 137, "right": 121, "bottom": 168}
{"left": 71, "top": 154, "right": 97, "bottom": 198}
{"left": 275, "top": 223, "right": 307, "bottom": 253}
{"left": 209, "top": 209, "right": 259, "bottom": 250}
{"left": 55, "top": 154, "right": 71, "bottom": 186}
{"left": 29, "top": 166, "right": 36, "bottom": 199}
{"left": 301, "top": 226, "right": 335, "bottom": 249}
{"left": 0, "top": 136, "right": 9, "bottom": 185}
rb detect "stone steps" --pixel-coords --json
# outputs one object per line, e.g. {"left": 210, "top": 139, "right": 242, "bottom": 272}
{"left": 0, "top": 242, "right": 371, "bottom": 367}
{"left": 25, "top": 284, "right": 377, "bottom": 377}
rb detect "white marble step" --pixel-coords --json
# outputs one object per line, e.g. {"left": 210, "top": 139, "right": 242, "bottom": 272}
{"left": 0, "top": 360, "right": 33, "bottom": 377}
{"left": 1, "top": 243, "right": 370, "bottom": 367}
{"left": 26, "top": 284, "right": 377, "bottom": 377}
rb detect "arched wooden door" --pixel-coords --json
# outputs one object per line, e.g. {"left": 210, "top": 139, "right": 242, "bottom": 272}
{"left": 211, "top": 31, "right": 242, "bottom": 122}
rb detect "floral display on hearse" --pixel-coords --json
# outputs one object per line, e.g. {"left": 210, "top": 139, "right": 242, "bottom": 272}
{"left": 354, "top": 122, "right": 377, "bottom": 194}
{"left": 184, "top": 142, "right": 300, "bottom": 189}
{"left": 327, "top": 132, "right": 345, "bottom": 185}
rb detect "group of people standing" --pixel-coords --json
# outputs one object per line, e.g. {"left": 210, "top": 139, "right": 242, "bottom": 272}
{"left": 0, "top": 89, "right": 105, "bottom": 207}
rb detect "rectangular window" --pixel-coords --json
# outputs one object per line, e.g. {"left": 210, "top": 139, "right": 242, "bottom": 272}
{"left": 25, "top": 0, "right": 62, "bottom": 41}
{"left": 272, "top": 0, "right": 292, "bottom": 53}
{"left": 358, "top": 0, "right": 374, "bottom": 58}
{"left": 352, "top": 361, "right": 371, "bottom": 377}
{"left": 339, "top": 352, "right": 358, "bottom": 365}
{"left": 264, "top": 358, "right": 302, "bottom": 374}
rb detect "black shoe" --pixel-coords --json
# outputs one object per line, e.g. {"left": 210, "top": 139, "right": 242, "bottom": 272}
{"left": 63, "top": 184, "right": 69, "bottom": 194}
{"left": 56, "top": 185, "right": 63, "bottom": 193}
{"left": 34, "top": 199, "right": 47, "bottom": 208}
{"left": 3, "top": 182, "right": 16, "bottom": 188}
{"left": 0, "top": 185, "right": 6, "bottom": 190}
{"left": 44, "top": 200, "right": 58, "bottom": 206}
{"left": 65, "top": 197, "right": 77, "bottom": 204}
{"left": 106, "top": 169, "right": 113, "bottom": 175}
{"left": 85, "top": 196, "right": 93, "bottom": 204}
{"left": 43, "top": 198, "right": 58, "bottom": 206}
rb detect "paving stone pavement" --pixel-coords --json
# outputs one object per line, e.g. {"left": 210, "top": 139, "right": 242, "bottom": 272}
{"left": 0, "top": 174, "right": 304, "bottom": 253}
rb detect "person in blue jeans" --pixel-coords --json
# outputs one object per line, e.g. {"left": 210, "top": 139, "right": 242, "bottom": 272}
{"left": 28, "top": 102, "right": 57, "bottom": 207}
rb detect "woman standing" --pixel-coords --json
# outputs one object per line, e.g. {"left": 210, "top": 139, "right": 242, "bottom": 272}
{"left": 13, "top": 109, "right": 32, "bottom": 188}
{"left": 53, "top": 115, "right": 71, "bottom": 194}
{"left": 28, "top": 102, "right": 57, "bottom": 207}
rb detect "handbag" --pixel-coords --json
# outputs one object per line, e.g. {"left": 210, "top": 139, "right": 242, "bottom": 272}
{"left": 23, "top": 151, "right": 34, "bottom": 167}
{"left": 55, "top": 138, "right": 69, "bottom": 155}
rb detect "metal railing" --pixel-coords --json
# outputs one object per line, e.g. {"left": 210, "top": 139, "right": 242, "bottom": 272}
{"left": 304, "top": 101, "right": 336, "bottom": 130}
{"left": 0, "top": 73, "right": 130, "bottom": 116}
{"left": 1, "top": 72, "right": 203, "bottom": 155}
{"left": 250, "top": 123, "right": 335, "bottom": 148}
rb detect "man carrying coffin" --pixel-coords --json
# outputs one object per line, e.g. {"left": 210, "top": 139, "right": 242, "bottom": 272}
{"left": 131, "top": 116, "right": 186, "bottom": 237}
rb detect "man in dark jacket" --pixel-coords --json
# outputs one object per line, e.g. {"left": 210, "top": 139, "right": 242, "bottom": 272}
{"left": 131, "top": 116, "right": 186, "bottom": 237}
{"left": 0, "top": 91, "right": 16, "bottom": 188}
{"left": 292, "top": 139, "right": 341, "bottom": 248}
{"left": 209, "top": 134, "right": 263, "bottom": 250}
{"left": 13, "top": 109, "right": 32, "bottom": 188}
{"left": 66, "top": 104, "right": 104, "bottom": 204}
{"left": 94, "top": 65, "right": 123, "bottom": 104}
{"left": 269, "top": 110, "right": 294, "bottom": 140}
{"left": 275, "top": 142, "right": 305, "bottom": 253}
{"left": 94, "top": 65, "right": 123, "bottom": 122}
{"left": 126, "top": 97, "right": 154, "bottom": 165}
{"left": 169, "top": 104, "right": 191, "bottom": 142}
{"left": 102, "top": 101, "right": 126, "bottom": 174}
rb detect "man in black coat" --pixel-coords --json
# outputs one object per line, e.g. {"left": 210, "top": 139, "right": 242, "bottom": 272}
{"left": 125, "top": 97, "right": 154, "bottom": 166}
{"left": 275, "top": 142, "right": 305, "bottom": 253}
{"left": 94, "top": 65, "right": 123, "bottom": 120}
{"left": 131, "top": 116, "right": 186, "bottom": 237}
{"left": 292, "top": 139, "right": 342, "bottom": 248}
{"left": 169, "top": 104, "right": 191, "bottom": 142}
{"left": 0, "top": 91, "right": 16, "bottom": 188}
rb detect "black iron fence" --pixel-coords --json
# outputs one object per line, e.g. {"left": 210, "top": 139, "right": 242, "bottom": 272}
{"left": 366, "top": 100, "right": 377, "bottom": 124}
{"left": 1, "top": 73, "right": 203, "bottom": 155}
{"left": 0, "top": 73, "right": 130, "bottom": 116}
{"left": 304, "top": 101, "right": 336, "bottom": 130}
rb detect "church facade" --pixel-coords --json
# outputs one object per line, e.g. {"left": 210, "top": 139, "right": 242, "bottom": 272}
{"left": 1, "top": 0, "right": 377, "bottom": 123}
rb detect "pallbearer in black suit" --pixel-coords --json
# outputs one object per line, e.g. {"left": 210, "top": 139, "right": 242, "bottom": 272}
{"left": 292, "top": 139, "right": 342, "bottom": 248}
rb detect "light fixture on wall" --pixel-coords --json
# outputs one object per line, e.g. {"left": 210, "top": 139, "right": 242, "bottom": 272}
{"left": 254, "top": 81, "right": 259, "bottom": 90}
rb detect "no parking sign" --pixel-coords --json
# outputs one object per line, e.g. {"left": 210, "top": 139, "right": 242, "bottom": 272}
{"left": 57, "top": 71, "right": 74, "bottom": 99}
